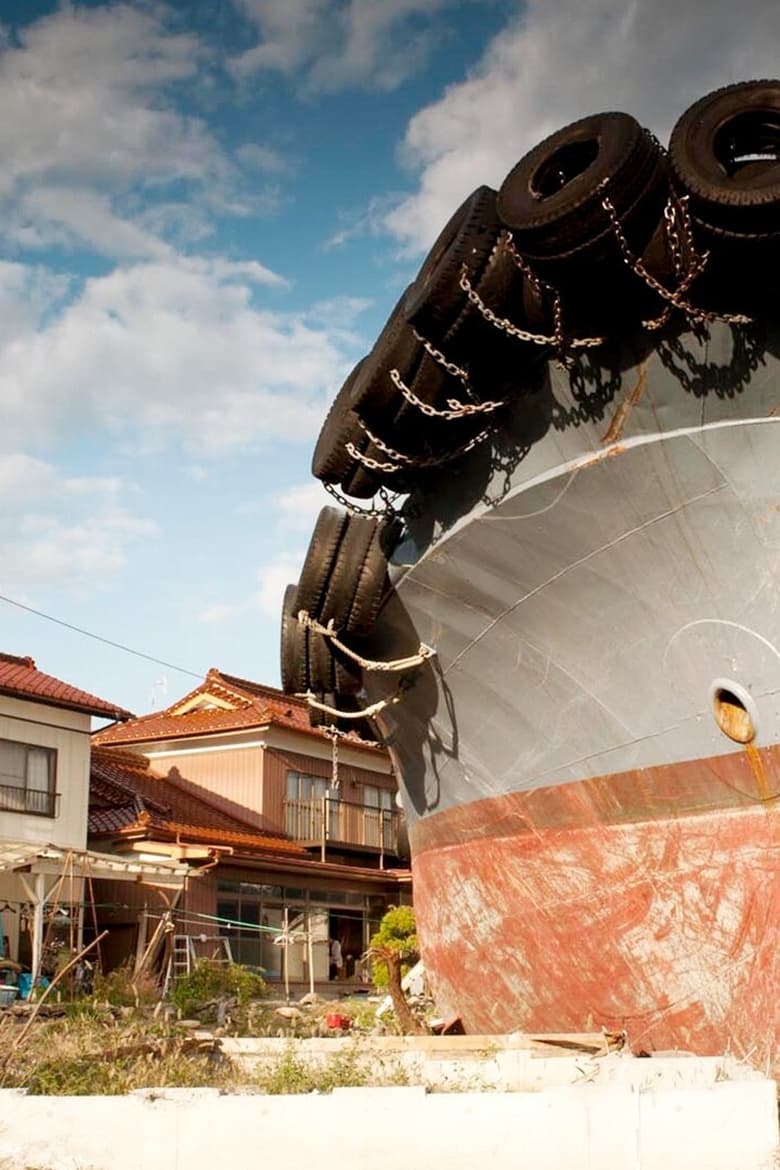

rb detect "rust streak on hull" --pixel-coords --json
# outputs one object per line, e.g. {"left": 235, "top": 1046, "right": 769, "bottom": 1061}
{"left": 411, "top": 743, "right": 780, "bottom": 1063}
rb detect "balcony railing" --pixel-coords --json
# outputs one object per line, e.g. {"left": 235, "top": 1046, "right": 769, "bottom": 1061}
{"left": 284, "top": 795, "right": 400, "bottom": 861}
{"left": 0, "top": 783, "right": 59, "bottom": 818}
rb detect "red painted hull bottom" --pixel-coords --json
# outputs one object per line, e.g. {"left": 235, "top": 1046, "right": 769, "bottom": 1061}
{"left": 411, "top": 745, "right": 780, "bottom": 1064}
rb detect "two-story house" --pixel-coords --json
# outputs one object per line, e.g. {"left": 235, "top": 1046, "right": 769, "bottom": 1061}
{"left": 0, "top": 652, "right": 190, "bottom": 982}
{"left": 92, "top": 668, "right": 410, "bottom": 989}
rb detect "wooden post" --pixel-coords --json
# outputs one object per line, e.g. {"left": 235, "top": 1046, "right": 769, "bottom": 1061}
{"left": 320, "top": 795, "right": 327, "bottom": 863}
{"left": 134, "top": 909, "right": 149, "bottom": 975}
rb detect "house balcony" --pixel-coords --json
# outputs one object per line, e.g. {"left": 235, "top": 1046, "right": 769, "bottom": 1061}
{"left": 0, "top": 783, "right": 60, "bottom": 818}
{"left": 284, "top": 795, "right": 402, "bottom": 863}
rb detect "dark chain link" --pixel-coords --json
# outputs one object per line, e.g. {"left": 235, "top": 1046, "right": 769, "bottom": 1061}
{"left": 323, "top": 480, "right": 400, "bottom": 517}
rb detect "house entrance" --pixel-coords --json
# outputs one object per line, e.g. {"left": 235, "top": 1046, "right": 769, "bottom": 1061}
{"left": 329, "top": 909, "right": 364, "bottom": 981}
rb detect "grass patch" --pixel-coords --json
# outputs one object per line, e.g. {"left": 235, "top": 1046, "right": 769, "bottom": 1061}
{"left": 254, "top": 1044, "right": 411, "bottom": 1095}
{"left": 0, "top": 1013, "right": 236, "bottom": 1096}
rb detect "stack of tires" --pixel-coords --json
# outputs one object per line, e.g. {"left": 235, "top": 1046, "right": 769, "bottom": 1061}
{"left": 310, "top": 80, "right": 780, "bottom": 505}
{"left": 287, "top": 80, "right": 780, "bottom": 729}
{"left": 667, "top": 81, "right": 780, "bottom": 317}
{"left": 280, "top": 507, "right": 398, "bottom": 736}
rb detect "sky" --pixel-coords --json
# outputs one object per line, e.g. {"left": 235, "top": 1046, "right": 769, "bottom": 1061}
{"left": 0, "top": 0, "right": 778, "bottom": 719}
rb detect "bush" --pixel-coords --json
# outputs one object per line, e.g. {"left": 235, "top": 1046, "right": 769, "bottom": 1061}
{"left": 171, "top": 960, "right": 266, "bottom": 1017}
{"left": 93, "top": 962, "right": 159, "bottom": 1007}
{"left": 369, "top": 905, "right": 418, "bottom": 988}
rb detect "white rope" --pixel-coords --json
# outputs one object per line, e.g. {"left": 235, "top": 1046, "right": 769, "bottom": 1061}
{"left": 298, "top": 609, "right": 436, "bottom": 672}
{"left": 297, "top": 690, "right": 404, "bottom": 719}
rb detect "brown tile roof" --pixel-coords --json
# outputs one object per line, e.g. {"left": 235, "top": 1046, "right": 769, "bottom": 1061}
{"left": 92, "top": 667, "right": 383, "bottom": 756}
{"left": 0, "top": 652, "right": 132, "bottom": 720}
{"left": 89, "top": 747, "right": 308, "bottom": 857}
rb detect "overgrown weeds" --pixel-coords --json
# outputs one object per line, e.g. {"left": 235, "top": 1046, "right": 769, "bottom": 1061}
{"left": 0, "top": 1013, "right": 235, "bottom": 1096}
{"left": 253, "top": 1044, "right": 411, "bottom": 1094}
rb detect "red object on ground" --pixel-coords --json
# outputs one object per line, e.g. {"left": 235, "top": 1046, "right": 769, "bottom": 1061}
{"left": 325, "top": 1012, "right": 351, "bottom": 1030}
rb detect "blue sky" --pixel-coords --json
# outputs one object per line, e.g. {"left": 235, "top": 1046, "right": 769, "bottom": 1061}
{"left": 0, "top": 0, "right": 777, "bottom": 718}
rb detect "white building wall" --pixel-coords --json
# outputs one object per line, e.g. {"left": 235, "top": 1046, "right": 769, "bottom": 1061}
{"left": 0, "top": 696, "right": 92, "bottom": 850}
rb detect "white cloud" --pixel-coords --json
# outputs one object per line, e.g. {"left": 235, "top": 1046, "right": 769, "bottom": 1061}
{"left": 196, "top": 601, "right": 244, "bottom": 624}
{"left": 0, "top": 453, "right": 156, "bottom": 593}
{"left": 275, "top": 481, "right": 332, "bottom": 531}
{"left": 385, "top": 0, "right": 780, "bottom": 252}
{"left": 0, "top": 5, "right": 214, "bottom": 194}
{"left": 18, "top": 187, "right": 174, "bottom": 261}
{"left": 255, "top": 554, "right": 307, "bottom": 618}
{"left": 0, "top": 261, "right": 71, "bottom": 345}
{"left": 0, "top": 5, "right": 289, "bottom": 260}
{"left": 235, "top": 142, "right": 290, "bottom": 174}
{"left": 231, "top": 0, "right": 473, "bottom": 92}
{"left": 0, "top": 258, "right": 365, "bottom": 456}
{"left": 196, "top": 545, "right": 310, "bottom": 627}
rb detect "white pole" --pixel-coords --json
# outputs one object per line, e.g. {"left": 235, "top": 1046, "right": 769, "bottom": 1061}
{"left": 283, "top": 906, "right": 290, "bottom": 1002}
{"left": 31, "top": 873, "right": 45, "bottom": 984}
{"left": 307, "top": 912, "right": 315, "bottom": 998}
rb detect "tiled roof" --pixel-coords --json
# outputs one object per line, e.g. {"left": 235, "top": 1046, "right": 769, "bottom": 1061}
{"left": 92, "top": 667, "right": 382, "bottom": 755}
{"left": 0, "top": 652, "right": 132, "bottom": 720}
{"left": 89, "top": 747, "right": 308, "bottom": 857}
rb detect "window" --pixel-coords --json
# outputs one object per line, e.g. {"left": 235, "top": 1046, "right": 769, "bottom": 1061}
{"left": 286, "top": 771, "right": 329, "bottom": 802}
{"left": 285, "top": 771, "right": 340, "bottom": 839}
{"left": 362, "top": 784, "right": 395, "bottom": 849}
{"left": 0, "top": 739, "right": 57, "bottom": 817}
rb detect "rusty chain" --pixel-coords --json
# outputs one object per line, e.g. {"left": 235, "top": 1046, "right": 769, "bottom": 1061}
{"left": 458, "top": 265, "right": 605, "bottom": 350}
{"left": 345, "top": 441, "right": 404, "bottom": 474}
{"left": 503, "top": 232, "right": 586, "bottom": 366}
{"left": 389, "top": 367, "right": 508, "bottom": 420}
{"left": 601, "top": 189, "right": 752, "bottom": 327}
{"left": 347, "top": 416, "right": 495, "bottom": 474}
{"left": 412, "top": 329, "right": 473, "bottom": 386}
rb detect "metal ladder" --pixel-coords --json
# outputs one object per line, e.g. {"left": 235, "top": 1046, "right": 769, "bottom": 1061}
{"left": 172, "top": 934, "right": 196, "bottom": 977}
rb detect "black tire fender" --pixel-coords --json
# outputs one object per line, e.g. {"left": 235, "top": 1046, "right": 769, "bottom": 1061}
{"left": 669, "top": 80, "right": 780, "bottom": 236}
{"left": 320, "top": 516, "right": 380, "bottom": 630}
{"left": 404, "top": 185, "right": 502, "bottom": 341}
{"left": 296, "top": 507, "right": 349, "bottom": 618}
{"left": 346, "top": 519, "right": 392, "bottom": 636}
{"left": 280, "top": 583, "right": 308, "bottom": 695}
{"left": 306, "top": 624, "right": 336, "bottom": 695}
{"left": 312, "top": 360, "right": 368, "bottom": 483}
{"left": 497, "top": 112, "right": 664, "bottom": 259}
{"left": 350, "top": 287, "right": 423, "bottom": 417}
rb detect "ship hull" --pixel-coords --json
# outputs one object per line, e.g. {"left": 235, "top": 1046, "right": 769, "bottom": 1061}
{"left": 367, "top": 320, "right": 780, "bottom": 1060}
{"left": 411, "top": 745, "right": 780, "bottom": 1060}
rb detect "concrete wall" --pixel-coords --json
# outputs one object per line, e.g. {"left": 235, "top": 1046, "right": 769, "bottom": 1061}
{"left": 0, "top": 1062, "right": 775, "bottom": 1170}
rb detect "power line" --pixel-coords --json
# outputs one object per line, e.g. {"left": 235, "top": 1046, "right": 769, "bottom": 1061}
{"left": 0, "top": 592, "right": 203, "bottom": 679}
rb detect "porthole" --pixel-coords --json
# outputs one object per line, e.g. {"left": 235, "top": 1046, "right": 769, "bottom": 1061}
{"left": 710, "top": 679, "right": 758, "bottom": 744}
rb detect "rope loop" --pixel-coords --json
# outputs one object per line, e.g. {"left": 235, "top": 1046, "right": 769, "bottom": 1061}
{"left": 298, "top": 609, "right": 436, "bottom": 672}
{"left": 297, "top": 689, "right": 404, "bottom": 720}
